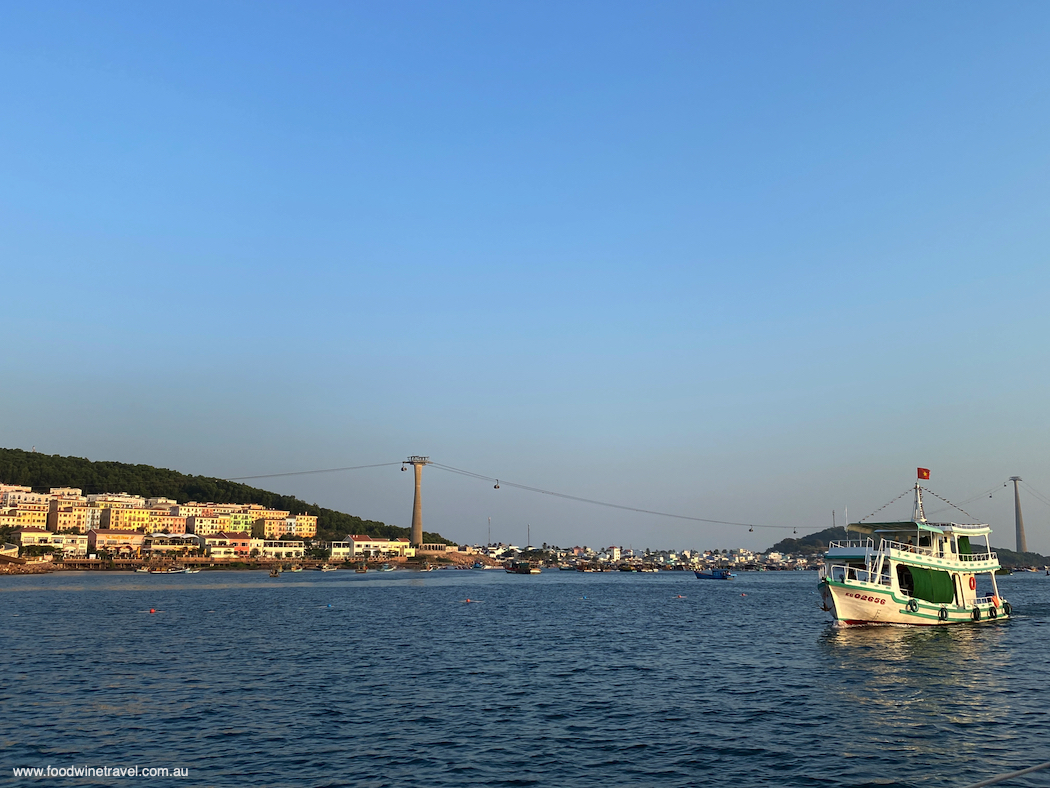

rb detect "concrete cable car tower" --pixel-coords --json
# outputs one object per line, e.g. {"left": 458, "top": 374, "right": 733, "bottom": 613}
{"left": 404, "top": 456, "right": 430, "bottom": 547}
{"left": 1010, "top": 476, "right": 1027, "bottom": 554}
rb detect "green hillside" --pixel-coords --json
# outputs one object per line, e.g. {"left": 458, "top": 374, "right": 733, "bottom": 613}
{"left": 0, "top": 448, "right": 452, "bottom": 544}
{"left": 767, "top": 526, "right": 847, "bottom": 555}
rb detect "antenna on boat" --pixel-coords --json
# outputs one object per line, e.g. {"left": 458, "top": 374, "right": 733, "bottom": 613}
{"left": 913, "top": 483, "right": 927, "bottom": 523}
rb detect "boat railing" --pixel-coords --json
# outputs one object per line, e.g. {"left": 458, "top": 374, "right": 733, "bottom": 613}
{"left": 959, "top": 551, "right": 997, "bottom": 564}
{"left": 828, "top": 564, "right": 890, "bottom": 586}
{"left": 881, "top": 539, "right": 937, "bottom": 558}
{"left": 828, "top": 539, "right": 874, "bottom": 550}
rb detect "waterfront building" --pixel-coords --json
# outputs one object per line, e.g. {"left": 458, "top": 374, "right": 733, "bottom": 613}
{"left": 48, "top": 503, "right": 92, "bottom": 533}
{"left": 336, "top": 535, "right": 415, "bottom": 559}
{"left": 276, "top": 514, "right": 317, "bottom": 539}
{"left": 258, "top": 510, "right": 293, "bottom": 538}
{"left": 226, "top": 512, "right": 256, "bottom": 533}
{"left": 1, "top": 487, "right": 49, "bottom": 507}
{"left": 144, "top": 533, "right": 198, "bottom": 556}
{"left": 15, "top": 529, "right": 89, "bottom": 557}
{"left": 49, "top": 487, "right": 87, "bottom": 504}
{"left": 12, "top": 503, "right": 50, "bottom": 529}
{"left": 87, "top": 529, "right": 146, "bottom": 557}
{"left": 100, "top": 507, "right": 151, "bottom": 531}
{"left": 170, "top": 503, "right": 207, "bottom": 519}
{"left": 88, "top": 492, "right": 147, "bottom": 509}
{"left": 253, "top": 539, "right": 305, "bottom": 559}
{"left": 146, "top": 509, "right": 187, "bottom": 534}
{"left": 186, "top": 514, "right": 232, "bottom": 536}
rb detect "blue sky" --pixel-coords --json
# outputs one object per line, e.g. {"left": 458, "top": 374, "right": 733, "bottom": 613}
{"left": 3, "top": 2, "right": 1049, "bottom": 551}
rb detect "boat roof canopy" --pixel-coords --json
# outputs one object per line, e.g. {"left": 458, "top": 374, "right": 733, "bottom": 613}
{"left": 847, "top": 521, "right": 991, "bottom": 536}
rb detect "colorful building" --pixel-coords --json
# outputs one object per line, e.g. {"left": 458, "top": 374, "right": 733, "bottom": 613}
{"left": 88, "top": 529, "right": 146, "bottom": 557}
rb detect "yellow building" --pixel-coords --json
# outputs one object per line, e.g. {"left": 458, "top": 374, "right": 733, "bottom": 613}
{"left": 48, "top": 504, "right": 92, "bottom": 533}
{"left": 288, "top": 514, "right": 318, "bottom": 538}
{"left": 15, "top": 503, "right": 49, "bottom": 529}
{"left": 99, "top": 507, "right": 151, "bottom": 531}
{"left": 187, "top": 514, "right": 232, "bottom": 536}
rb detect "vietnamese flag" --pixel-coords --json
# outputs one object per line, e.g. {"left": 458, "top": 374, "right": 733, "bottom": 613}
{"left": 917, "top": 468, "right": 930, "bottom": 480}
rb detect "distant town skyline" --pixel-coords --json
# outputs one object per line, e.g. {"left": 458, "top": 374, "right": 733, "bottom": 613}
{"left": 3, "top": 3, "right": 1049, "bottom": 552}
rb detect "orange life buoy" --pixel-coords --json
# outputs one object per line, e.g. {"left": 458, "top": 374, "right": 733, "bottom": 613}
{"left": 992, "top": 595, "right": 1000, "bottom": 608}
{"left": 968, "top": 576, "right": 976, "bottom": 591}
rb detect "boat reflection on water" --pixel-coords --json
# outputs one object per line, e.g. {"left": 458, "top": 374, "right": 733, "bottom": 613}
{"left": 817, "top": 623, "right": 1013, "bottom": 771}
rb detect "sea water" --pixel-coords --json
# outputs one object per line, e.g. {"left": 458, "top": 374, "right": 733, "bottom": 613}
{"left": 2, "top": 570, "right": 1048, "bottom": 787}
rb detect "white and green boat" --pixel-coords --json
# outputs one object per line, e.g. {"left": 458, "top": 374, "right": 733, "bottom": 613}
{"left": 819, "top": 481, "right": 1011, "bottom": 625}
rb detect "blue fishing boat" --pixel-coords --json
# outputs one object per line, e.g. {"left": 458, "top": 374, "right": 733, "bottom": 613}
{"left": 694, "top": 568, "right": 735, "bottom": 580}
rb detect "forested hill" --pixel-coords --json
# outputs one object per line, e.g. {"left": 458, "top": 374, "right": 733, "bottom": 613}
{"left": 766, "top": 526, "right": 847, "bottom": 555}
{"left": 0, "top": 448, "right": 452, "bottom": 544}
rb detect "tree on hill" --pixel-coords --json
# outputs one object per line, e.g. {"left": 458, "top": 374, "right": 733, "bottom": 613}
{"left": 766, "top": 526, "right": 847, "bottom": 555}
{"left": 0, "top": 448, "right": 454, "bottom": 545}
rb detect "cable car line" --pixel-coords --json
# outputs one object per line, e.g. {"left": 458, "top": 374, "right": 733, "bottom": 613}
{"left": 226, "top": 462, "right": 402, "bottom": 481}
{"left": 427, "top": 461, "right": 793, "bottom": 530}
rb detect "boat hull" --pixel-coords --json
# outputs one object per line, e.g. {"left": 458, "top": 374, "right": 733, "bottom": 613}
{"left": 819, "top": 579, "right": 1010, "bottom": 626}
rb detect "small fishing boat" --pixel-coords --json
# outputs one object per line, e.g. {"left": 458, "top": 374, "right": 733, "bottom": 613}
{"left": 135, "top": 566, "right": 151, "bottom": 573}
{"left": 319, "top": 564, "right": 337, "bottom": 572}
{"left": 818, "top": 474, "right": 1012, "bottom": 626}
{"left": 288, "top": 566, "right": 303, "bottom": 573}
{"left": 694, "top": 568, "right": 735, "bottom": 580}
{"left": 377, "top": 563, "right": 395, "bottom": 572}
{"left": 505, "top": 560, "right": 541, "bottom": 574}
{"left": 354, "top": 564, "right": 368, "bottom": 574}
{"left": 184, "top": 567, "right": 201, "bottom": 574}
{"left": 269, "top": 567, "right": 281, "bottom": 578}
{"left": 472, "top": 561, "right": 487, "bottom": 570}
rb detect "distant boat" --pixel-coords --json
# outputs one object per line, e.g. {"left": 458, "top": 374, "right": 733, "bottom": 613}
{"left": 505, "top": 560, "right": 541, "bottom": 575}
{"left": 268, "top": 567, "right": 281, "bottom": 577}
{"left": 135, "top": 566, "right": 151, "bottom": 573}
{"left": 472, "top": 562, "right": 486, "bottom": 570}
{"left": 288, "top": 566, "right": 303, "bottom": 573}
{"left": 319, "top": 565, "right": 337, "bottom": 572}
{"left": 377, "top": 563, "right": 395, "bottom": 572}
{"left": 184, "top": 567, "right": 201, "bottom": 574}
{"left": 694, "top": 568, "right": 735, "bottom": 580}
{"left": 355, "top": 565, "right": 367, "bottom": 574}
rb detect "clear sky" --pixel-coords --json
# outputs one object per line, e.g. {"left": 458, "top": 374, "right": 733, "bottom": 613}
{"left": 3, "top": 2, "right": 1049, "bottom": 552}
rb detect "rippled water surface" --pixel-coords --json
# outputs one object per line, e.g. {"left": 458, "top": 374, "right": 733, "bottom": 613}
{"left": 3, "top": 570, "right": 1049, "bottom": 787}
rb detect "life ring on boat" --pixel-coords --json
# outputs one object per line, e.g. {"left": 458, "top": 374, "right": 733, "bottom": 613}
{"left": 972, "top": 607, "right": 981, "bottom": 622}
{"left": 968, "top": 576, "right": 977, "bottom": 591}
{"left": 989, "top": 605, "right": 997, "bottom": 619}
{"left": 906, "top": 599, "right": 919, "bottom": 613}
{"left": 938, "top": 607, "right": 948, "bottom": 621}
{"left": 991, "top": 595, "right": 1000, "bottom": 608}
{"left": 1003, "top": 602, "right": 1012, "bottom": 616}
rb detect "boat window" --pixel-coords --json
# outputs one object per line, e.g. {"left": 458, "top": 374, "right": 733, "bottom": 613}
{"left": 896, "top": 565, "right": 915, "bottom": 597}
